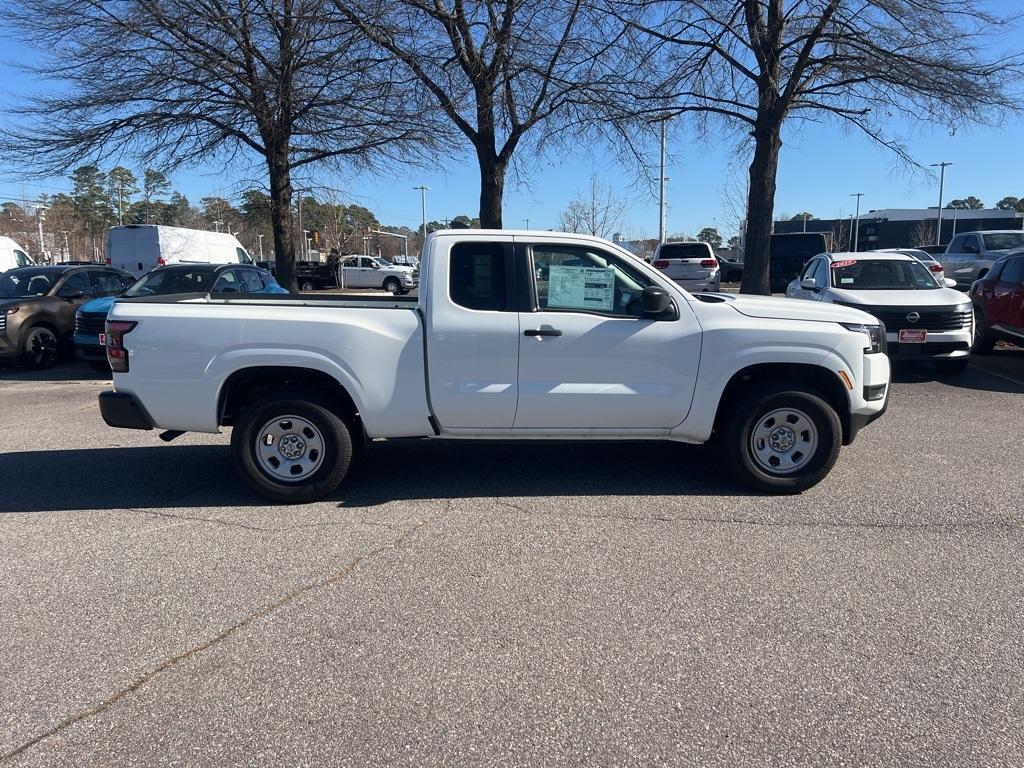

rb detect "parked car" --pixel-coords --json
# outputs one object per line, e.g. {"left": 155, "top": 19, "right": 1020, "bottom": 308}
{"left": 98, "top": 230, "right": 890, "bottom": 502}
{"left": 337, "top": 255, "right": 417, "bottom": 294}
{"left": 651, "top": 241, "right": 720, "bottom": 292}
{"left": 0, "top": 236, "right": 35, "bottom": 273}
{"left": 770, "top": 233, "right": 830, "bottom": 293}
{"left": 0, "top": 265, "right": 134, "bottom": 368}
{"left": 107, "top": 224, "right": 255, "bottom": 276}
{"left": 74, "top": 263, "right": 286, "bottom": 370}
{"left": 877, "top": 248, "right": 946, "bottom": 282}
{"left": 715, "top": 255, "right": 744, "bottom": 283}
{"left": 786, "top": 251, "right": 973, "bottom": 375}
{"left": 916, "top": 244, "right": 948, "bottom": 256}
{"left": 969, "top": 251, "right": 1024, "bottom": 353}
{"left": 940, "top": 230, "right": 1024, "bottom": 290}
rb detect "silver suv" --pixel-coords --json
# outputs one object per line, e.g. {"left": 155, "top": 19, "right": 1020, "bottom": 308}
{"left": 941, "top": 230, "right": 1024, "bottom": 289}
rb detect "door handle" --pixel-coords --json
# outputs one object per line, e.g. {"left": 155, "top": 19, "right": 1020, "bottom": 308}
{"left": 524, "top": 328, "right": 562, "bottom": 337}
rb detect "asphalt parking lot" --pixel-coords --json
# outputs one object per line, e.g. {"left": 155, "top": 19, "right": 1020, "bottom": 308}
{"left": 2, "top": 353, "right": 1023, "bottom": 766}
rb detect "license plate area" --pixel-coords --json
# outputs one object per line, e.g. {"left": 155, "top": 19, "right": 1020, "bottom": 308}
{"left": 898, "top": 329, "right": 927, "bottom": 343}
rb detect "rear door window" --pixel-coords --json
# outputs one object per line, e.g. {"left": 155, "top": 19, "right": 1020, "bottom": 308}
{"left": 999, "top": 258, "right": 1024, "bottom": 286}
{"left": 449, "top": 242, "right": 510, "bottom": 311}
{"left": 58, "top": 271, "right": 92, "bottom": 297}
{"left": 212, "top": 270, "right": 241, "bottom": 292}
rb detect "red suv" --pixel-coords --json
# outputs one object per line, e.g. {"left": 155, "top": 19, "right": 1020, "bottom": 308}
{"left": 970, "top": 253, "right": 1024, "bottom": 353}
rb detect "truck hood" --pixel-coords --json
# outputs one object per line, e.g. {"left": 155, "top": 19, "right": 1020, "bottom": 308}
{"left": 720, "top": 294, "right": 877, "bottom": 325}
{"left": 79, "top": 295, "right": 118, "bottom": 316}
{"left": 827, "top": 287, "right": 971, "bottom": 308}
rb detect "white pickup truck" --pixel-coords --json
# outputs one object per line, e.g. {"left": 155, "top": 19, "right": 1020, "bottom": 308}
{"left": 98, "top": 230, "right": 891, "bottom": 502}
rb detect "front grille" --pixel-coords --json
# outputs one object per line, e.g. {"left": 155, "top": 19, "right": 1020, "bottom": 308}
{"left": 837, "top": 303, "right": 971, "bottom": 332}
{"left": 75, "top": 313, "right": 107, "bottom": 336}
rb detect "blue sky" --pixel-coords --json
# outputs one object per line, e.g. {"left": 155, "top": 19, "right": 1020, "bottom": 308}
{"left": 3, "top": 3, "right": 1023, "bottom": 239}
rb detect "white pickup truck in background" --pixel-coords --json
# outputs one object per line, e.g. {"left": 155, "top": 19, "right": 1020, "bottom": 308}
{"left": 98, "top": 230, "right": 891, "bottom": 502}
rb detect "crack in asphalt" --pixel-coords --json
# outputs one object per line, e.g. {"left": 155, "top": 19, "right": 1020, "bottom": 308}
{"left": 2, "top": 453, "right": 511, "bottom": 763}
{"left": 0, "top": 512, "right": 438, "bottom": 764}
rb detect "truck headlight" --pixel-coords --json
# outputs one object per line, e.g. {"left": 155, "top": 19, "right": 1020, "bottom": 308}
{"left": 841, "top": 322, "right": 884, "bottom": 354}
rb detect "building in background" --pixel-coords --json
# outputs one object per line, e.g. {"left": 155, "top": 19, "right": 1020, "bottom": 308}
{"left": 773, "top": 208, "right": 1024, "bottom": 251}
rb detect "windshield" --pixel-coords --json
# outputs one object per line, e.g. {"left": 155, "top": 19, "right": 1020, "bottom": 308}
{"left": 982, "top": 233, "right": 1024, "bottom": 251}
{"left": 125, "top": 269, "right": 217, "bottom": 296}
{"left": 0, "top": 270, "right": 58, "bottom": 298}
{"left": 831, "top": 259, "right": 940, "bottom": 290}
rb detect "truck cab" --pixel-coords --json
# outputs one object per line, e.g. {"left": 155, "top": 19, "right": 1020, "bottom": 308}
{"left": 941, "top": 230, "right": 1024, "bottom": 289}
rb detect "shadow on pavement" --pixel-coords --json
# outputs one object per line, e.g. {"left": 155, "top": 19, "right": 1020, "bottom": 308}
{"left": 0, "top": 439, "right": 738, "bottom": 514}
{"left": 890, "top": 351, "right": 1024, "bottom": 395}
{"left": 0, "top": 358, "right": 110, "bottom": 383}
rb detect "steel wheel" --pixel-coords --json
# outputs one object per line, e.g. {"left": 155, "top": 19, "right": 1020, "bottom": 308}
{"left": 749, "top": 407, "right": 819, "bottom": 475}
{"left": 254, "top": 414, "right": 326, "bottom": 483}
{"left": 383, "top": 278, "right": 400, "bottom": 294}
{"left": 22, "top": 326, "right": 59, "bottom": 369}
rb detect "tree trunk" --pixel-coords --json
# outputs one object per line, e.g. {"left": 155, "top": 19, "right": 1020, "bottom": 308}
{"left": 266, "top": 143, "right": 297, "bottom": 292}
{"left": 477, "top": 147, "right": 506, "bottom": 229}
{"left": 739, "top": 123, "right": 783, "bottom": 296}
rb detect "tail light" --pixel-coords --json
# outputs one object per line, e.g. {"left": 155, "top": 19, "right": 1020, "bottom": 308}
{"left": 105, "top": 256, "right": 112, "bottom": 265}
{"left": 652, "top": 259, "right": 669, "bottom": 269}
{"left": 700, "top": 259, "right": 717, "bottom": 268}
{"left": 157, "top": 256, "right": 166, "bottom": 266}
{"left": 928, "top": 263, "right": 943, "bottom": 273}
{"left": 105, "top": 320, "right": 137, "bottom": 373}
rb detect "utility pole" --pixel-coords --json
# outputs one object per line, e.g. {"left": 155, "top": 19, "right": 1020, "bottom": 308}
{"left": 413, "top": 186, "right": 430, "bottom": 240}
{"left": 523, "top": 217, "right": 530, "bottom": 229}
{"left": 212, "top": 220, "right": 223, "bottom": 233}
{"left": 802, "top": 214, "right": 807, "bottom": 233}
{"left": 850, "top": 193, "right": 864, "bottom": 252}
{"left": 117, "top": 179, "right": 125, "bottom": 226}
{"left": 36, "top": 204, "right": 47, "bottom": 262}
{"left": 656, "top": 116, "right": 670, "bottom": 243}
{"left": 257, "top": 233, "right": 264, "bottom": 258}
{"left": 931, "top": 162, "right": 952, "bottom": 246}
{"left": 296, "top": 194, "right": 304, "bottom": 259}
{"left": 60, "top": 230, "right": 70, "bottom": 262}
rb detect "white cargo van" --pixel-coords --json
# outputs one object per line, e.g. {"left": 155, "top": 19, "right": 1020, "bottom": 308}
{"left": 0, "top": 236, "right": 35, "bottom": 272}
{"left": 107, "top": 225, "right": 254, "bottom": 276}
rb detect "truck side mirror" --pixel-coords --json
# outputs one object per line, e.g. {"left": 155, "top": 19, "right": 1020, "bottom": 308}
{"left": 641, "top": 285, "right": 672, "bottom": 316}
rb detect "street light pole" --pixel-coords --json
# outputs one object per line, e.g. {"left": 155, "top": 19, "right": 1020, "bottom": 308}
{"left": 658, "top": 117, "right": 669, "bottom": 243}
{"left": 850, "top": 193, "right": 863, "bottom": 252}
{"left": 414, "top": 186, "right": 430, "bottom": 240}
{"left": 257, "top": 233, "right": 264, "bottom": 258}
{"left": 931, "top": 162, "right": 952, "bottom": 246}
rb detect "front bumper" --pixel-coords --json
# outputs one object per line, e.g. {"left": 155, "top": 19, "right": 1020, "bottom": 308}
{"left": 885, "top": 330, "right": 972, "bottom": 360}
{"left": 99, "top": 391, "right": 154, "bottom": 430}
{"left": 845, "top": 352, "right": 890, "bottom": 445}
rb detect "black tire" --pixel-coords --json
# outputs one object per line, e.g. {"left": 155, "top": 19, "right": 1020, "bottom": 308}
{"left": 383, "top": 277, "right": 401, "bottom": 294}
{"left": 20, "top": 325, "right": 60, "bottom": 369}
{"left": 230, "top": 391, "right": 353, "bottom": 503}
{"left": 972, "top": 307, "right": 996, "bottom": 354}
{"left": 88, "top": 360, "right": 111, "bottom": 373}
{"left": 723, "top": 383, "right": 842, "bottom": 494}
{"left": 935, "top": 358, "right": 970, "bottom": 376}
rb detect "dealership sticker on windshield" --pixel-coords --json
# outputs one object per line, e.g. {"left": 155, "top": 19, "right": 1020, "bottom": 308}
{"left": 831, "top": 259, "right": 857, "bottom": 269}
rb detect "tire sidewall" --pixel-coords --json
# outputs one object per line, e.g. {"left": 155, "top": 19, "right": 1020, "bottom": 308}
{"left": 384, "top": 278, "right": 400, "bottom": 294}
{"left": 21, "top": 326, "right": 59, "bottom": 369}
{"left": 726, "top": 387, "right": 841, "bottom": 493}
{"left": 231, "top": 393, "right": 352, "bottom": 503}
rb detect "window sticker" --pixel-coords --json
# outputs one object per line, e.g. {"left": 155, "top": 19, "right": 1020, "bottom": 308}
{"left": 547, "top": 265, "right": 615, "bottom": 312}
{"left": 840, "top": 277, "right": 854, "bottom": 284}
{"left": 831, "top": 259, "right": 857, "bottom": 269}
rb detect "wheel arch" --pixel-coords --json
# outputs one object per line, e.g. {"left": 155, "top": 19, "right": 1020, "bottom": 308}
{"left": 713, "top": 362, "right": 854, "bottom": 445}
{"left": 217, "top": 366, "right": 362, "bottom": 437}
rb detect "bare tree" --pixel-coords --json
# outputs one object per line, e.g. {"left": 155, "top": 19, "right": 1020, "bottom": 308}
{"left": 630, "top": 0, "right": 1023, "bottom": 293}
{"left": 336, "top": 0, "right": 647, "bottom": 227}
{"left": 558, "top": 174, "right": 629, "bottom": 238}
{"left": 911, "top": 219, "right": 937, "bottom": 247}
{"left": 2, "top": 0, "right": 434, "bottom": 291}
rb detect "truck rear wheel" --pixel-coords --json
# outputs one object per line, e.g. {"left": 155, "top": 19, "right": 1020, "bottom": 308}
{"left": 230, "top": 391, "right": 352, "bottom": 503}
{"left": 723, "top": 384, "right": 841, "bottom": 494}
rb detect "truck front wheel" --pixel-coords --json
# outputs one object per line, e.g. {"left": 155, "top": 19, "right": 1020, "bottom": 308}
{"left": 230, "top": 392, "right": 352, "bottom": 503}
{"left": 723, "top": 384, "right": 841, "bottom": 494}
